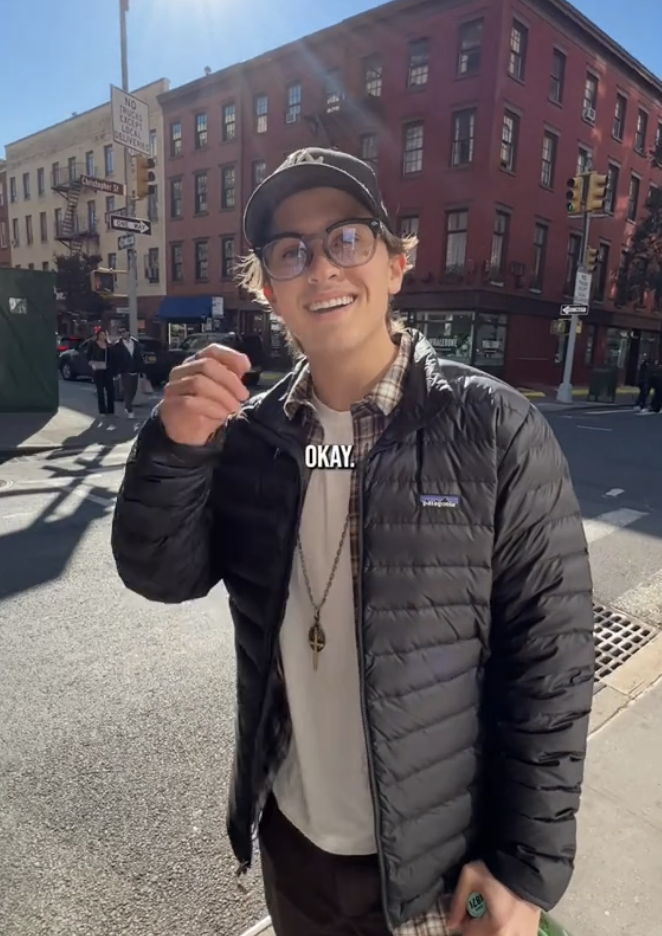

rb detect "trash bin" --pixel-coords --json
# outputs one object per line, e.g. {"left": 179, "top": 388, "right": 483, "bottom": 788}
{"left": 587, "top": 365, "right": 619, "bottom": 403}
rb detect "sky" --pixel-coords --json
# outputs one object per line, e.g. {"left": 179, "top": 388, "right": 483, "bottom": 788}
{"left": 1, "top": 0, "right": 660, "bottom": 150}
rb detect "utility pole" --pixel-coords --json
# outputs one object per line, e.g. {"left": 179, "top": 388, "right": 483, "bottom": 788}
{"left": 119, "top": 0, "right": 139, "bottom": 337}
{"left": 556, "top": 167, "right": 607, "bottom": 404}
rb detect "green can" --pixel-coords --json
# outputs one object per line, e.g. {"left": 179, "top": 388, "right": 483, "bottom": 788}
{"left": 466, "top": 892, "right": 573, "bottom": 936}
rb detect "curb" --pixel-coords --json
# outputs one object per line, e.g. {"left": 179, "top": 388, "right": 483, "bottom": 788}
{"left": 588, "top": 631, "right": 662, "bottom": 736}
{"left": 238, "top": 919, "right": 272, "bottom": 936}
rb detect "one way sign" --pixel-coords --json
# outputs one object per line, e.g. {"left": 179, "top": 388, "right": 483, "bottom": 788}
{"left": 109, "top": 215, "right": 152, "bottom": 236}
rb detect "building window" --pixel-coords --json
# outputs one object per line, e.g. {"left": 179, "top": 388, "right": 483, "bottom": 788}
{"left": 171, "top": 243, "right": 183, "bottom": 282}
{"left": 407, "top": 38, "right": 429, "bottom": 87}
{"left": 403, "top": 122, "right": 424, "bottom": 174}
{"left": 565, "top": 233, "right": 583, "bottom": 292}
{"left": 25, "top": 215, "right": 33, "bottom": 245}
{"left": 360, "top": 133, "right": 378, "bottom": 167}
{"left": 474, "top": 313, "right": 508, "bottom": 368}
{"left": 490, "top": 211, "right": 509, "bottom": 278}
{"left": 105, "top": 195, "right": 115, "bottom": 229}
{"left": 605, "top": 163, "right": 619, "bottom": 213}
{"left": 9, "top": 177, "right": 16, "bottom": 203}
{"left": 457, "top": 19, "right": 483, "bottom": 75}
{"left": 148, "top": 187, "right": 158, "bottom": 222}
{"left": 221, "top": 165, "right": 236, "bottom": 209}
{"left": 252, "top": 160, "right": 267, "bottom": 188}
{"left": 11, "top": 218, "right": 19, "bottom": 246}
{"left": 194, "top": 172, "right": 208, "bottom": 214}
{"left": 577, "top": 146, "right": 591, "bottom": 176}
{"left": 195, "top": 240, "right": 209, "bottom": 280}
{"left": 39, "top": 211, "right": 47, "bottom": 242}
{"left": 627, "top": 175, "right": 640, "bottom": 221}
{"left": 53, "top": 208, "right": 61, "bottom": 237}
{"left": 104, "top": 145, "right": 114, "bottom": 175}
{"left": 255, "top": 94, "right": 268, "bottom": 132}
{"left": 221, "top": 103, "right": 236, "bottom": 142}
{"left": 22, "top": 172, "right": 30, "bottom": 200}
{"left": 41, "top": 261, "right": 49, "bottom": 271}
{"left": 324, "top": 72, "right": 342, "bottom": 112}
{"left": 549, "top": 49, "right": 566, "bottom": 104}
{"left": 170, "top": 121, "right": 182, "bottom": 157}
{"left": 594, "top": 243, "right": 610, "bottom": 301}
{"left": 635, "top": 110, "right": 648, "bottom": 153}
{"left": 108, "top": 252, "right": 117, "bottom": 271}
{"left": 531, "top": 222, "right": 548, "bottom": 289}
{"left": 37, "top": 168, "right": 45, "bottom": 195}
{"left": 540, "top": 131, "right": 557, "bottom": 187}
{"left": 51, "top": 162, "right": 60, "bottom": 187}
{"left": 68, "top": 157, "right": 77, "bottom": 182}
{"left": 195, "top": 113, "right": 208, "bottom": 149}
{"left": 170, "top": 178, "right": 182, "bottom": 218}
{"left": 451, "top": 109, "right": 476, "bottom": 167}
{"left": 146, "top": 247, "right": 159, "bottom": 283}
{"left": 508, "top": 21, "right": 528, "bottom": 80}
{"left": 500, "top": 111, "right": 519, "bottom": 171}
{"left": 583, "top": 74, "right": 598, "bottom": 120}
{"left": 221, "top": 236, "right": 235, "bottom": 278}
{"left": 613, "top": 95, "right": 627, "bottom": 141}
{"left": 286, "top": 83, "right": 302, "bottom": 123}
{"left": 150, "top": 128, "right": 157, "bottom": 157}
{"left": 85, "top": 151, "right": 94, "bottom": 176}
{"left": 0, "top": 222, "right": 6, "bottom": 250}
{"left": 87, "top": 201, "right": 97, "bottom": 232}
{"left": 584, "top": 324, "right": 597, "bottom": 366}
{"left": 363, "top": 55, "right": 382, "bottom": 96}
{"left": 399, "top": 216, "right": 419, "bottom": 267}
{"left": 445, "top": 210, "right": 468, "bottom": 271}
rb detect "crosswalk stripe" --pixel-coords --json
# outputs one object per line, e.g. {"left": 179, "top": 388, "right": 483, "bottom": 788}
{"left": 582, "top": 508, "right": 648, "bottom": 544}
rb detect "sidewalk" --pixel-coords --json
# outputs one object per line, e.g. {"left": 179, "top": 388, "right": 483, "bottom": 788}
{"left": 241, "top": 644, "right": 662, "bottom": 936}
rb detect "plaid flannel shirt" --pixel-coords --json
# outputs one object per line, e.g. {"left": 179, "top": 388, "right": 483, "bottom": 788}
{"left": 256, "top": 329, "right": 453, "bottom": 935}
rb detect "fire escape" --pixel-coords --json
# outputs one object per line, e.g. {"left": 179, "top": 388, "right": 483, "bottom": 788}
{"left": 51, "top": 163, "right": 100, "bottom": 255}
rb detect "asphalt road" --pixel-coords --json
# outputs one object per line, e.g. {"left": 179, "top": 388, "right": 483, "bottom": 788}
{"left": 1, "top": 402, "right": 661, "bottom": 936}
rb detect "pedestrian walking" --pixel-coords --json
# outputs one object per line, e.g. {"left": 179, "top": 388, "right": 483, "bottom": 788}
{"left": 114, "top": 326, "right": 144, "bottom": 419}
{"left": 111, "top": 148, "right": 595, "bottom": 936}
{"left": 635, "top": 356, "right": 652, "bottom": 410}
{"left": 87, "top": 327, "right": 115, "bottom": 417}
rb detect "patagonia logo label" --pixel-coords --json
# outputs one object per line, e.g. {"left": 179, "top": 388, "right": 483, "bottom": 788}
{"left": 420, "top": 494, "right": 459, "bottom": 508}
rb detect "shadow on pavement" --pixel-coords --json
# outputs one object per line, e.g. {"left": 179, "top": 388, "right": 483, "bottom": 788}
{"left": 45, "top": 416, "right": 141, "bottom": 455}
{"left": 0, "top": 410, "right": 55, "bottom": 451}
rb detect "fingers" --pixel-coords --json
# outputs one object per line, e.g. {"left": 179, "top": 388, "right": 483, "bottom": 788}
{"left": 164, "top": 373, "right": 245, "bottom": 416}
{"left": 195, "top": 343, "right": 251, "bottom": 377}
{"left": 162, "top": 392, "right": 234, "bottom": 423}
{"left": 168, "top": 355, "right": 250, "bottom": 403}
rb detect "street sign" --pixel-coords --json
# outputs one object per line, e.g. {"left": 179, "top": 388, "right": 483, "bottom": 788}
{"left": 573, "top": 269, "right": 592, "bottom": 305}
{"left": 80, "top": 175, "right": 125, "bottom": 196}
{"left": 560, "top": 304, "right": 589, "bottom": 316}
{"left": 109, "top": 215, "right": 151, "bottom": 236}
{"left": 110, "top": 85, "right": 151, "bottom": 156}
{"left": 118, "top": 233, "right": 136, "bottom": 250}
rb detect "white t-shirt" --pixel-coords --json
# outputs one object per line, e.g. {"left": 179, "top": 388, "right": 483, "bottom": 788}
{"left": 272, "top": 396, "right": 376, "bottom": 855}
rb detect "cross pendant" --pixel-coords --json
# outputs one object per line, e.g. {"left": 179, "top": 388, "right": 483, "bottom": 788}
{"left": 308, "top": 617, "right": 326, "bottom": 671}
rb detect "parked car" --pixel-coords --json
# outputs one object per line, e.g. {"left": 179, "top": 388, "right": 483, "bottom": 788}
{"left": 58, "top": 336, "right": 171, "bottom": 387}
{"left": 166, "top": 332, "right": 265, "bottom": 387}
{"left": 56, "top": 334, "right": 84, "bottom": 358}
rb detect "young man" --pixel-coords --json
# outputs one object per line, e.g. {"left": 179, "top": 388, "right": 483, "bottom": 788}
{"left": 114, "top": 326, "right": 144, "bottom": 419}
{"left": 112, "top": 148, "right": 595, "bottom": 936}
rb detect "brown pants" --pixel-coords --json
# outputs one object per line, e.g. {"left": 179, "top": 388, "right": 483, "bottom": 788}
{"left": 259, "top": 795, "right": 392, "bottom": 936}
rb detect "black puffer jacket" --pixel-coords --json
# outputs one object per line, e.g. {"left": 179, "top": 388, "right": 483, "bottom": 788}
{"left": 112, "top": 332, "right": 595, "bottom": 929}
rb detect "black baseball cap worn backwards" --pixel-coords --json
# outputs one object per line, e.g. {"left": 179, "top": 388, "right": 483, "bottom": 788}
{"left": 243, "top": 147, "right": 394, "bottom": 249}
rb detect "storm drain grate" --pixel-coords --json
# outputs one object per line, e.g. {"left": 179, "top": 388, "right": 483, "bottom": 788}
{"left": 593, "top": 602, "right": 659, "bottom": 682}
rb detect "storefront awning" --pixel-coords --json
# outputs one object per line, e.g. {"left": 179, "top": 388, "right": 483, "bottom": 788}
{"left": 155, "top": 296, "right": 212, "bottom": 322}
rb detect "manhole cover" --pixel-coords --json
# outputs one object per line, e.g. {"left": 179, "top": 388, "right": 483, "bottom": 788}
{"left": 593, "top": 601, "right": 659, "bottom": 682}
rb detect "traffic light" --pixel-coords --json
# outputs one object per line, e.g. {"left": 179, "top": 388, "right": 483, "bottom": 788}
{"left": 91, "top": 269, "right": 115, "bottom": 294}
{"left": 135, "top": 155, "right": 157, "bottom": 200}
{"left": 585, "top": 247, "right": 599, "bottom": 273}
{"left": 566, "top": 176, "right": 583, "bottom": 214}
{"left": 586, "top": 172, "right": 608, "bottom": 212}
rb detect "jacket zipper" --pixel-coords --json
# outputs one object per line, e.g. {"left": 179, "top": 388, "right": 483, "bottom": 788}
{"left": 356, "top": 461, "right": 391, "bottom": 928}
{"left": 235, "top": 421, "right": 306, "bottom": 875}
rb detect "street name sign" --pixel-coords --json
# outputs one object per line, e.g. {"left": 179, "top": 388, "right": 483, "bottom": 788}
{"left": 110, "top": 85, "right": 151, "bottom": 156}
{"left": 80, "top": 175, "right": 125, "bottom": 196}
{"left": 560, "top": 304, "right": 588, "bottom": 316}
{"left": 110, "top": 214, "right": 151, "bottom": 236}
{"left": 118, "top": 233, "right": 136, "bottom": 250}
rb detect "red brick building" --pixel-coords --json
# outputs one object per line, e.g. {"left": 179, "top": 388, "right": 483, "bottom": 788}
{"left": 158, "top": 0, "right": 662, "bottom": 386}
{"left": 0, "top": 162, "right": 11, "bottom": 269}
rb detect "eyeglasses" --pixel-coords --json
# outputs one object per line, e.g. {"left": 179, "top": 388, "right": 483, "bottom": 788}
{"left": 256, "top": 218, "right": 383, "bottom": 281}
